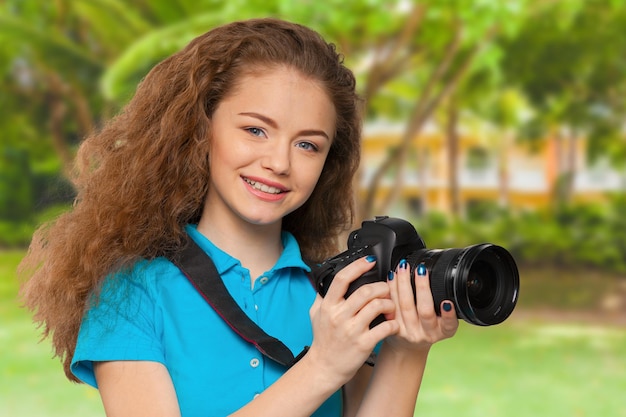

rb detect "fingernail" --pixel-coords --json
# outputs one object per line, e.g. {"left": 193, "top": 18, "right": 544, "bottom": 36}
{"left": 365, "top": 255, "right": 376, "bottom": 263}
{"left": 417, "top": 263, "right": 427, "bottom": 276}
{"left": 398, "top": 259, "right": 408, "bottom": 270}
{"left": 443, "top": 302, "right": 452, "bottom": 312}
{"left": 387, "top": 271, "right": 394, "bottom": 281}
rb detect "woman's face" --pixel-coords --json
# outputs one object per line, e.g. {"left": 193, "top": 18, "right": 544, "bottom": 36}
{"left": 204, "top": 66, "right": 336, "bottom": 229}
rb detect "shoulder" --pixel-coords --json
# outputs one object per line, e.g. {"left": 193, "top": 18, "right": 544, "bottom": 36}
{"left": 131, "top": 256, "right": 182, "bottom": 282}
{"left": 106, "top": 256, "right": 180, "bottom": 285}
{"left": 81, "top": 256, "right": 189, "bottom": 334}
{"left": 96, "top": 256, "right": 184, "bottom": 308}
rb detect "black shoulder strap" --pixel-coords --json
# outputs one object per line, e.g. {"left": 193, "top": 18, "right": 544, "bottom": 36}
{"left": 169, "top": 237, "right": 308, "bottom": 368}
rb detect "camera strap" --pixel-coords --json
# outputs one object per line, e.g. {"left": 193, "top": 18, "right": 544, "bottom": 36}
{"left": 169, "top": 237, "right": 309, "bottom": 368}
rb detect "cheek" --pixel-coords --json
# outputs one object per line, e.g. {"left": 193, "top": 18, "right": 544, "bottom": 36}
{"left": 303, "top": 160, "right": 328, "bottom": 192}
{"left": 211, "top": 140, "right": 249, "bottom": 171}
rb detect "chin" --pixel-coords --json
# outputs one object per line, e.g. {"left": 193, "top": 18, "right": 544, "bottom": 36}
{"left": 242, "top": 214, "right": 283, "bottom": 227}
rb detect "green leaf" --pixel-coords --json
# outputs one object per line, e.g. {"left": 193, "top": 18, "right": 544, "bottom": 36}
{"left": 100, "top": 13, "right": 223, "bottom": 102}
{"left": 0, "top": 15, "right": 102, "bottom": 72}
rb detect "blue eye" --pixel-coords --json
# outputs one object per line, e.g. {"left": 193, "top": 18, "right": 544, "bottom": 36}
{"left": 297, "top": 142, "right": 318, "bottom": 152}
{"left": 246, "top": 127, "right": 266, "bottom": 137}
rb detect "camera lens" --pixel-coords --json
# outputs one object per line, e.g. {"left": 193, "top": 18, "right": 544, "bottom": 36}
{"left": 467, "top": 260, "right": 496, "bottom": 309}
{"left": 406, "top": 244, "right": 519, "bottom": 326}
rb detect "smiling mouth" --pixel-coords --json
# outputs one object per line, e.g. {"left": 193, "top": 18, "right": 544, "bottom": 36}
{"left": 243, "top": 177, "right": 285, "bottom": 195}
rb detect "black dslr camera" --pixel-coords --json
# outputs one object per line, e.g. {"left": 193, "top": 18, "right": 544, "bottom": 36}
{"left": 312, "top": 216, "right": 519, "bottom": 326}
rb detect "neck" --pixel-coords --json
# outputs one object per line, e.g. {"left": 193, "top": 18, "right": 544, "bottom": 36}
{"left": 196, "top": 215, "right": 283, "bottom": 280}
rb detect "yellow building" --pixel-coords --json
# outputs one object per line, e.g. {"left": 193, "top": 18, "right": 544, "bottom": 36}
{"left": 359, "top": 121, "right": 624, "bottom": 216}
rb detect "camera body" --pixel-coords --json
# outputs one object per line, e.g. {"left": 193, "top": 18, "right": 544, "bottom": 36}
{"left": 315, "top": 216, "right": 425, "bottom": 298}
{"left": 312, "top": 216, "right": 519, "bottom": 326}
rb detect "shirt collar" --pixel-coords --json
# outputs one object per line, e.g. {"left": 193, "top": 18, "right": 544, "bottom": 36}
{"left": 184, "top": 225, "right": 310, "bottom": 275}
{"left": 274, "top": 231, "right": 311, "bottom": 273}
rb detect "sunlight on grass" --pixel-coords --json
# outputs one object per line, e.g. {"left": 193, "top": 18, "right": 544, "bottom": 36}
{"left": 415, "top": 319, "right": 626, "bottom": 417}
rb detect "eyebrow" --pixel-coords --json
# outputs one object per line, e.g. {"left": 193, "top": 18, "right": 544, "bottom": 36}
{"left": 238, "top": 112, "right": 331, "bottom": 141}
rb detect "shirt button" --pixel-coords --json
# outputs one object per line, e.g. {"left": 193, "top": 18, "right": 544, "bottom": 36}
{"left": 254, "top": 304, "right": 259, "bottom": 311}
{"left": 250, "top": 358, "right": 260, "bottom": 368}
{"left": 259, "top": 276, "right": 269, "bottom": 284}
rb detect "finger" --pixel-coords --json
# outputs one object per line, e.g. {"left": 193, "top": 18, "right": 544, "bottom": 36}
{"left": 323, "top": 255, "right": 377, "bottom": 303}
{"left": 343, "top": 281, "right": 391, "bottom": 314}
{"left": 354, "top": 297, "right": 396, "bottom": 330}
{"left": 367, "top": 317, "right": 399, "bottom": 343}
{"left": 413, "top": 263, "right": 438, "bottom": 328}
{"left": 439, "top": 300, "right": 459, "bottom": 337}
{"left": 385, "top": 268, "right": 399, "bottom": 321}
{"left": 396, "top": 259, "right": 418, "bottom": 326}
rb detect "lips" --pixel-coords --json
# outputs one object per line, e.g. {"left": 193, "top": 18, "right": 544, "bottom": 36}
{"left": 243, "top": 177, "right": 286, "bottom": 195}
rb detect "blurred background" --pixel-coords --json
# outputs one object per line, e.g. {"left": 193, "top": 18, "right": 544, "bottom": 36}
{"left": 1, "top": 0, "right": 625, "bottom": 416}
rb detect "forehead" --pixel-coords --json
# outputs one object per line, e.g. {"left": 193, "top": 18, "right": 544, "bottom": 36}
{"left": 216, "top": 65, "right": 337, "bottom": 135}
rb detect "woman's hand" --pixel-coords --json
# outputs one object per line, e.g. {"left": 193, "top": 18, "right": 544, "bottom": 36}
{"left": 306, "top": 256, "right": 399, "bottom": 386}
{"left": 384, "top": 261, "right": 458, "bottom": 353}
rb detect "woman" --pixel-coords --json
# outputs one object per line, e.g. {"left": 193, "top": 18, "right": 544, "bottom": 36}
{"left": 20, "top": 18, "right": 458, "bottom": 416}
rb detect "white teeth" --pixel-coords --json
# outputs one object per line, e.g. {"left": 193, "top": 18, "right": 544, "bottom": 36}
{"left": 244, "top": 178, "right": 283, "bottom": 194}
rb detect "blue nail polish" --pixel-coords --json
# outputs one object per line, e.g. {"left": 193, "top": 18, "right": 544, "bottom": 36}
{"left": 417, "top": 263, "right": 427, "bottom": 276}
{"left": 398, "top": 259, "right": 408, "bottom": 270}
{"left": 365, "top": 255, "right": 376, "bottom": 263}
{"left": 443, "top": 302, "right": 452, "bottom": 312}
{"left": 387, "top": 271, "right": 394, "bottom": 281}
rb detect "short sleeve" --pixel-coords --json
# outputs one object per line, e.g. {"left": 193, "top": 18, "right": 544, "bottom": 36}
{"left": 71, "top": 266, "right": 164, "bottom": 387}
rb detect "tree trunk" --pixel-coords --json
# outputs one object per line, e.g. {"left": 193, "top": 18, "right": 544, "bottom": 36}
{"left": 565, "top": 128, "right": 578, "bottom": 203}
{"left": 498, "top": 130, "right": 512, "bottom": 208}
{"left": 362, "top": 24, "right": 498, "bottom": 218}
{"left": 447, "top": 97, "right": 460, "bottom": 217}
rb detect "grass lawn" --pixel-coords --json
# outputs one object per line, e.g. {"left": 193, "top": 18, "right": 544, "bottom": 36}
{"left": 2, "top": 250, "right": 625, "bottom": 416}
{"left": 417, "top": 318, "right": 626, "bottom": 416}
{"left": 0, "top": 251, "right": 103, "bottom": 416}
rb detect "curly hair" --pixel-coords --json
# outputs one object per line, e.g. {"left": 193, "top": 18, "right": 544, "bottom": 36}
{"left": 18, "top": 18, "right": 362, "bottom": 382}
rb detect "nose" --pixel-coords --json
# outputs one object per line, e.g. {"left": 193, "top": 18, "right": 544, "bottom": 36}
{"left": 261, "top": 142, "right": 291, "bottom": 175}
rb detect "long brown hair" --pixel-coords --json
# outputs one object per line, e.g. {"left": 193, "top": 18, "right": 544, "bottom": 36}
{"left": 19, "top": 18, "right": 361, "bottom": 381}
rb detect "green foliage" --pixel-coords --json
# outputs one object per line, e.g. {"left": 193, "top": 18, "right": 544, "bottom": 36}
{"left": 0, "top": 204, "right": 71, "bottom": 248}
{"left": 1, "top": 0, "right": 625, "bottom": 252}
{"left": 0, "top": 14, "right": 102, "bottom": 74}
{"left": 411, "top": 197, "right": 626, "bottom": 273}
{"left": 101, "top": 12, "right": 224, "bottom": 102}
{"left": 0, "top": 221, "right": 34, "bottom": 249}
{"left": 500, "top": 0, "right": 626, "bottom": 165}
{"left": 0, "top": 147, "right": 35, "bottom": 222}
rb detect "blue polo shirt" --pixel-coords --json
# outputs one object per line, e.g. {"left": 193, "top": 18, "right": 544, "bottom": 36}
{"left": 71, "top": 225, "right": 342, "bottom": 416}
